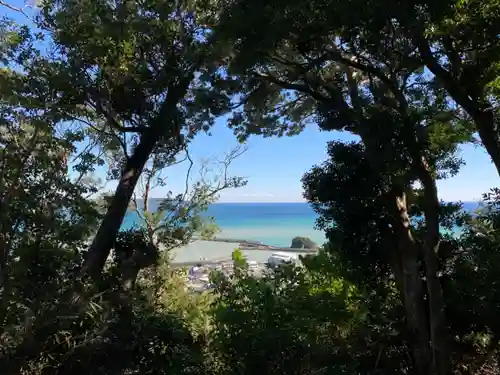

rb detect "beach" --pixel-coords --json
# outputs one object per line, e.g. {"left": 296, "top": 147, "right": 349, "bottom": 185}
{"left": 171, "top": 238, "right": 316, "bottom": 292}
{"left": 170, "top": 238, "right": 317, "bottom": 265}
{"left": 123, "top": 202, "right": 327, "bottom": 263}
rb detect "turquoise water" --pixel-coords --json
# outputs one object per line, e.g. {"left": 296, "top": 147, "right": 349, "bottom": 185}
{"left": 122, "top": 201, "right": 481, "bottom": 248}
{"left": 123, "top": 202, "right": 325, "bottom": 248}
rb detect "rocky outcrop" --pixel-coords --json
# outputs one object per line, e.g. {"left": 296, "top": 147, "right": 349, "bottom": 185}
{"left": 290, "top": 236, "right": 317, "bottom": 249}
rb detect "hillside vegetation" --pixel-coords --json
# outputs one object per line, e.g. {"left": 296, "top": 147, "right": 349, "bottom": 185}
{"left": 1, "top": 0, "right": 500, "bottom": 374}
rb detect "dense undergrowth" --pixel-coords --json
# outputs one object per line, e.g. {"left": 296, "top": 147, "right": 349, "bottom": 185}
{"left": 2, "top": 0, "right": 500, "bottom": 373}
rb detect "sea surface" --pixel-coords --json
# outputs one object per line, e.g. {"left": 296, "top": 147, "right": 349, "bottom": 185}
{"left": 124, "top": 202, "right": 325, "bottom": 247}
{"left": 123, "top": 202, "right": 324, "bottom": 262}
{"left": 122, "top": 201, "right": 481, "bottom": 263}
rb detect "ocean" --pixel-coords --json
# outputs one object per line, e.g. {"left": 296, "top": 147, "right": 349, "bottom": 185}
{"left": 123, "top": 202, "right": 323, "bottom": 263}
{"left": 123, "top": 202, "right": 324, "bottom": 247}
{"left": 122, "top": 201, "right": 481, "bottom": 263}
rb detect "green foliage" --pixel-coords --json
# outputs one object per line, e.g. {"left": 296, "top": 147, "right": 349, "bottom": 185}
{"left": 230, "top": 247, "right": 246, "bottom": 267}
{"left": 303, "top": 141, "right": 394, "bottom": 287}
{"left": 0, "top": 7, "right": 221, "bottom": 373}
{"left": 442, "top": 190, "right": 500, "bottom": 362}
{"left": 37, "top": 0, "right": 235, "bottom": 128}
{"left": 129, "top": 145, "right": 247, "bottom": 253}
{"left": 2, "top": 0, "right": 500, "bottom": 374}
{"left": 209, "top": 1, "right": 498, "bottom": 372}
{"left": 138, "top": 253, "right": 214, "bottom": 337}
{"left": 210, "top": 251, "right": 409, "bottom": 374}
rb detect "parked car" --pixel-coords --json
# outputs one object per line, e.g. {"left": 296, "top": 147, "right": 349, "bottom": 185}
{"left": 267, "top": 252, "right": 297, "bottom": 267}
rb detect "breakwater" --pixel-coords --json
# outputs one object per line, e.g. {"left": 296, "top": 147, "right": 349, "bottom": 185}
{"left": 198, "top": 236, "right": 318, "bottom": 253}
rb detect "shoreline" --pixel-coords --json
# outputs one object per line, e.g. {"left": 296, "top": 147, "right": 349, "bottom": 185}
{"left": 172, "top": 237, "right": 317, "bottom": 291}
{"left": 194, "top": 236, "right": 319, "bottom": 253}
{"left": 171, "top": 237, "right": 319, "bottom": 267}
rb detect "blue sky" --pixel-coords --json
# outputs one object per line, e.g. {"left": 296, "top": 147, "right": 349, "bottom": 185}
{"left": 103, "top": 119, "right": 349, "bottom": 203}
{"left": 2, "top": 3, "right": 499, "bottom": 203}
{"left": 154, "top": 121, "right": 500, "bottom": 203}
{"left": 102, "top": 116, "right": 499, "bottom": 203}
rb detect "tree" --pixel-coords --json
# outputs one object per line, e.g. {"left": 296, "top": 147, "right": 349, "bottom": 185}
{"left": 441, "top": 189, "right": 500, "bottom": 371}
{"left": 4, "top": 1, "right": 500, "bottom": 374}
{"left": 0, "top": 20, "right": 104, "bottom": 373}
{"left": 25, "top": 0, "right": 245, "bottom": 278}
{"left": 215, "top": 0, "right": 500, "bottom": 174}
{"left": 211, "top": 2, "right": 476, "bottom": 371}
{"left": 0, "top": 13, "right": 218, "bottom": 375}
{"left": 0, "top": 16, "right": 100, "bottom": 290}
{"left": 210, "top": 249, "right": 409, "bottom": 375}
{"left": 130, "top": 144, "right": 247, "bottom": 251}
{"left": 394, "top": 0, "right": 500, "bottom": 175}
{"left": 114, "top": 144, "right": 247, "bottom": 290}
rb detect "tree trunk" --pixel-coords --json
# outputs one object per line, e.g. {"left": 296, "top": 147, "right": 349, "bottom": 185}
{"left": 356, "top": 124, "right": 432, "bottom": 374}
{"left": 415, "top": 156, "right": 450, "bottom": 375}
{"left": 81, "top": 78, "right": 191, "bottom": 278}
{"left": 81, "top": 129, "right": 158, "bottom": 278}
{"left": 389, "top": 188, "right": 432, "bottom": 375}
{"left": 340, "top": 67, "right": 435, "bottom": 373}
{"left": 473, "top": 108, "right": 500, "bottom": 175}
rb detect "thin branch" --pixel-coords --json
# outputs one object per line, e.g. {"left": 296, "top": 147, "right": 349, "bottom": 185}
{"left": 412, "top": 34, "right": 478, "bottom": 115}
{"left": 91, "top": 99, "right": 145, "bottom": 133}
{"left": 130, "top": 193, "right": 149, "bottom": 229}
{"left": 71, "top": 138, "right": 98, "bottom": 163}
{"left": 255, "top": 71, "right": 329, "bottom": 103}
{"left": 62, "top": 111, "right": 130, "bottom": 160}
{"left": 324, "top": 47, "right": 399, "bottom": 94}
{"left": 182, "top": 147, "right": 195, "bottom": 204}
{"left": 0, "top": 0, "right": 30, "bottom": 17}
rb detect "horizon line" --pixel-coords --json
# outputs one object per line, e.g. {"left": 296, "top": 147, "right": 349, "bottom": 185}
{"left": 141, "top": 199, "right": 481, "bottom": 204}
{"left": 141, "top": 199, "right": 308, "bottom": 204}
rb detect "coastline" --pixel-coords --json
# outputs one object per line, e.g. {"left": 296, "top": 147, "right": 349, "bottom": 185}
{"left": 171, "top": 237, "right": 320, "bottom": 292}
{"left": 171, "top": 238, "right": 318, "bottom": 266}
{"left": 195, "top": 236, "right": 319, "bottom": 252}
{"left": 124, "top": 202, "right": 326, "bottom": 248}
{"left": 172, "top": 237, "right": 318, "bottom": 292}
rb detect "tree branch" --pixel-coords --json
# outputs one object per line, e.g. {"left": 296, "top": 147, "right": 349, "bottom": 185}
{"left": 412, "top": 35, "right": 479, "bottom": 115}
{"left": 255, "top": 71, "right": 329, "bottom": 103}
